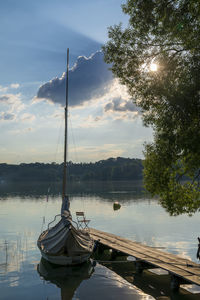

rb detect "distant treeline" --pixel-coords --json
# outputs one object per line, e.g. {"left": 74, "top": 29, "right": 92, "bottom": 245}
{"left": 0, "top": 157, "right": 143, "bottom": 183}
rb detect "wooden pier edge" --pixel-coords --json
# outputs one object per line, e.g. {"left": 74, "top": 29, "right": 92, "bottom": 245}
{"left": 89, "top": 227, "right": 200, "bottom": 291}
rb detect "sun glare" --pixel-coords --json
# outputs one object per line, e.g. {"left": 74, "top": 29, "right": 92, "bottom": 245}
{"left": 150, "top": 63, "right": 158, "bottom": 72}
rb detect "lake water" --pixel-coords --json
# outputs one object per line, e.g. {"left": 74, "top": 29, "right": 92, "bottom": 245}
{"left": 0, "top": 181, "right": 200, "bottom": 299}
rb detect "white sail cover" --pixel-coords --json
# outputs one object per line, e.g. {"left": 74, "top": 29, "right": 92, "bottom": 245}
{"left": 37, "top": 197, "right": 94, "bottom": 257}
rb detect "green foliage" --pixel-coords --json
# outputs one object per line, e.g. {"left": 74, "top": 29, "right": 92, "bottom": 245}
{"left": 0, "top": 157, "right": 143, "bottom": 183}
{"left": 103, "top": 0, "right": 200, "bottom": 215}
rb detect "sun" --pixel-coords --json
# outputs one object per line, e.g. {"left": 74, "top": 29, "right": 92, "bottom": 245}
{"left": 150, "top": 63, "right": 158, "bottom": 72}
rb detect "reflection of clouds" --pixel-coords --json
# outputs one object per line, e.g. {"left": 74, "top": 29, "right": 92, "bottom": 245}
{"left": 71, "top": 196, "right": 114, "bottom": 218}
{"left": 0, "top": 199, "right": 44, "bottom": 283}
{"left": 149, "top": 238, "right": 194, "bottom": 261}
{"left": 9, "top": 276, "right": 19, "bottom": 287}
{"left": 70, "top": 195, "right": 200, "bottom": 263}
{"left": 81, "top": 263, "right": 155, "bottom": 299}
{"left": 0, "top": 231, "right": 37, "bottom": 281}
{"left": 0, "top": 194, "right": 199, "bottom": 279}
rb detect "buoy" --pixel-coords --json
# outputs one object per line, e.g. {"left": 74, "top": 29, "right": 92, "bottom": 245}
{"left": 113, "top": 202, "right": 121, "bottom": 210}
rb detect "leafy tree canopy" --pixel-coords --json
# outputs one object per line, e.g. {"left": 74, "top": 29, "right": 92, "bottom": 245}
{"left": 0, "top": 158, "right": 143, "bottom": 183}
{"left": 103, "top": 0, "right": 200, "bottom": 215}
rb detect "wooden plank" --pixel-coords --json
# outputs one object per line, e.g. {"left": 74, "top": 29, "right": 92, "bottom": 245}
{"left": 90, "top": 228, "right": 200, "bottom": 286}
{"left": 90, "top": 228, "right": 200, "bottom": 270}
{"left": 90, "top": 229, "right": 199, "bottom": 274}
{"left": 92, "top": 239, "right": 199, "bottom": 284}
{"left": 91, "top": 232, "right": 198, "bottom": 274}
{"left": 91, "top": 228, "right": 198, "bottom": 265}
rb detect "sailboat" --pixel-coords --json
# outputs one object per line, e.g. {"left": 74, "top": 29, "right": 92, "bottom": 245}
{"left": 37, "top": 49, "right": 94, "bottom": 266}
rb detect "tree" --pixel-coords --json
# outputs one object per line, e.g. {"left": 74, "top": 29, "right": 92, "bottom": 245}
{"left": 103, "top": 0, "right": 200, "bottom": 215}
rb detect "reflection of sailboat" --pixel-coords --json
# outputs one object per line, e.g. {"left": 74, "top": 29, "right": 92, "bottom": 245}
{"left": 37, "top": 49, "right": 94, "bottom": 265}
{"left": 37, "top": 258, "right": 94, "bottom": 300}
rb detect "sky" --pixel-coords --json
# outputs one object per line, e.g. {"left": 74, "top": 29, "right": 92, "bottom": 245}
{"left": 0, "top": 0, "right": 153, "bottom": 164}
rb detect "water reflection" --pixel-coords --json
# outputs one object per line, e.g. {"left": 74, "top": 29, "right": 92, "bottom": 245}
{"left": 1, "top": 181, "right": 200, "bottom": 299}
{"left": 0, "top": 180, "right": 146, "bottom": 200}
{"left": 37, "top": 258, "right": 155, "bottom": 300}
{"left": 0, "top": 236, "right": 27, "bottom": 277}
{"left": 37, "top": 258, "right": 94, "bottom": 300}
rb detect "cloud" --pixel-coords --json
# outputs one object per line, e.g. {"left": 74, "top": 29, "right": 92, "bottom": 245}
{"left": 0, "top": 83, "right": 20, "bottom": 93}
{"left": 10, "top": 83, "right": 20, "bottom": 89}
{"left": 34, "top": 51, "right": 141, "bottom": 129}
{"left": 10, "top": 127, "right": 33, "bottom": 135}
{"left": 0, "top": 86, "right": 8, "bottom": 93}
{"left": 69, "top": 144, "right": 124, "bottom": 162}
{"left": 0, "top": 112, "right": 15, "bottom": 121}
{"left": 35, "top": 51, "right": 113, "bottom": 107}
{"left": 105, "top": 98, "right": 140, "bottom": 113}
{"left": 80, "top": 114, "right": 106, "bottom": 128}
{"left": 20, "top": 113, "right": 35, "bottom": 122}
{"left": 0, "top": 95, "right": 10, "bottom": 102}
{"left": 0, "top": 93, "right": 27, "bottom": 123}
{"left": 0, "top": 93, "right": 25, "bottom": 113}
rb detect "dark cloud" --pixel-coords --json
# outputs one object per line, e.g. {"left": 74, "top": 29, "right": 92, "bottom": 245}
{"left": 36, "top": 51, "right": 113, "bottom": 107}
{"left": 104, "top": 98, "right": 140, "bottom": 113}
{"left": 0, "top": 96, "right": 10, "bottom": 102}
{"left": 0, "top": 113, "right": 15, "bottom": 120}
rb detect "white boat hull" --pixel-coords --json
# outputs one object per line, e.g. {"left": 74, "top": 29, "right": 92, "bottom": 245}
{"left": 40, "top": 250, "right": 91, "bottom": 266}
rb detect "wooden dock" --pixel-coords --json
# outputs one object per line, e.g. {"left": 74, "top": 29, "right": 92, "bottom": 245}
{"left": 89, "top": 228, "right": 200, "bottom": 290}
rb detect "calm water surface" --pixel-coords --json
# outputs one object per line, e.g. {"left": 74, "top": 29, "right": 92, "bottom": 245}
{"left": 0, "top": 181, "right": 200, "bottom": 299}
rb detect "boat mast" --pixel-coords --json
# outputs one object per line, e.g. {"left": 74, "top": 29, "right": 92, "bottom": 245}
{"left": 62, "top": 48, "right": 69, "bottom": 200}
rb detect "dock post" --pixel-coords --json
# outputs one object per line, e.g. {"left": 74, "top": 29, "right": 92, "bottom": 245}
{"left": 135, "top": 260, "right": 144, "bottom": 274}
{"left": 97, "top": 243, "right": 106, "bottom": 254}
{"left": 111, "top": 249, "right": 118, "bottom": 260}
{"left": 170, "top": 275, "right": 180, "bottom": 291}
